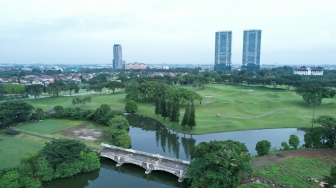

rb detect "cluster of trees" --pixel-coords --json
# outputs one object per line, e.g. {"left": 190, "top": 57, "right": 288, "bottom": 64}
{"left": 88, "top": 76, "right": 125, "bottom": 94}
{"left": 255, "top": 134, "right": 300, "bottom": 156}
{"left": 296, "top": 82, "right": 336, "bottom": 106}
{"left": 72, "top": 96, "right": 92, "bottom": 105}
{"left": 181, "top": 103, "right": 196, "bottom": 130}
{"left": 0, "top": 138, "right": 100, "bottom": 188}
{"left": 125, "top": 81, "right": 202, "bottom": 104}
{"left": 154, "top": 94, "right": 180, "bottom": 124}
{"left": 103, "top": 116, "right": 131, "bottom": 148}
{"left": 187, "top": 140, "right": 251, "bottom": 187}
{"left": 0, "top": 100, "right": 34, "bottom": 128}
{"left": 0, "top": 80, "right": 80, "bottom": 100}
{"left": 125, "top": 100, "right": 138, "bottom": 113}
{"left": 304, "top": 115, "right": 336, "bottom": 148}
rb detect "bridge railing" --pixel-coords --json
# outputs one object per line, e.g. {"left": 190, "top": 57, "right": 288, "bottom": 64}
{"left": 101, "top": 152, "right": 185, "bottom": 173}
{"left": 101, "top": 143, "right": 190, "bottom": 165}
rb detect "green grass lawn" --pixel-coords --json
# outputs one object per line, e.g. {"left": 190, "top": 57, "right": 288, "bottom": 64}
{"left": 24, "top": 84, "right": 336, "bottom": 134}
{"left": 253, "top": 155, "right": 336, "bottom": 187}
{"left": 14, "top": 119, "right": 87, "bottom": 134}
{"left": 0, "top": 134, "right": 45, "bottom": 169}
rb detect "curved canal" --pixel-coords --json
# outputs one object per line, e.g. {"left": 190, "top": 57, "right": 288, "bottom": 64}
{"left": 44, "top": 114, "right": 305, "bottom": 188}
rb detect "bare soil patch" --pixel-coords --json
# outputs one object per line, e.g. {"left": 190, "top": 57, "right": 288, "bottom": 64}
{"left": 58, "top": 123, "right": 103, "bottom": 141}
{"left": 251, "top": 149, "right": 336, "bottom": 169}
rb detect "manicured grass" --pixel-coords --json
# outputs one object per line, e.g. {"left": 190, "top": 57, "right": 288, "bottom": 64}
{"left": 253, "top": 155, "right": 336, "bottom": 187}
{"left": 14, "top": 119, "right": 86, "bottom": 134}
{"left": 24, "top": 84, "right": 336, "bottom": 134}
{"left": 25, "top": 90, "right": 126, "bottom": 112}
{"left": 0, "top": 134, "right": 45, "bottom": 169}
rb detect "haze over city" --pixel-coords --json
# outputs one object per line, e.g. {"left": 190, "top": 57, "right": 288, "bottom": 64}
{"left": 0, "top": 0, "right": 335, "bottom": 65}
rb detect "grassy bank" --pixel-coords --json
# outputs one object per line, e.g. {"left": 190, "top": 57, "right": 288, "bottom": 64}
{"left": 25, "top": 84, "right": 336, "bottom": 134}
{"left": 0, "top": 134, "right": 44, "bottom": 169}
{"left": 0, "top": 119, "right": 97, "bottom": 169}
{"left": 251, "top": 149, "right": 336, "bottom": 187}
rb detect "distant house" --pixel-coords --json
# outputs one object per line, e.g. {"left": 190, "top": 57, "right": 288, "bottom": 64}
{"left": 125, "top": 62, "right": 147, "bottom": 70}
{"left": 294, "top": 67, "right": 323, "bottom": 76}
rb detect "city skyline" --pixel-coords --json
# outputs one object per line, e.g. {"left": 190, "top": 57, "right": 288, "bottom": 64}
{"left": 0, "top": 1, "right": 335, "bottom": 65}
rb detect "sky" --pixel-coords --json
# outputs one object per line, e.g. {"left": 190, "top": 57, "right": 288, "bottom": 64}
{"left": 0, "top": 0, "right": 335, "bottom": 65}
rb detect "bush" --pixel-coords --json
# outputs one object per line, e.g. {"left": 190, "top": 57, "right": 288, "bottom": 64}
{"left": 289, "top": 134, "right": 300, "bottom": 149}
{"left": 281, "top": 142, "right": 290, "bottom": 151}
{"left": 255, "top": 140, "right": 271, "bottom": 156}
{"left": 125, "top": 100, "right": 138, "bottom": 113}
{"left": 324, "top": 166, "right": 336, "bottom": 188}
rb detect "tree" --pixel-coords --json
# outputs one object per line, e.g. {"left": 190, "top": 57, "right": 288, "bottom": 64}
{"left": 188, "top": 103, "right": 196, "bottom": 130}
{"left": 107, "top": 81, "right": 125, "bottom": 93}
{"left": 41, "top": 138, "right": 86, "bottom": 168}
{"left": 4, "top": 83, "right": 24, "bottom": 98}
{"left": 104, "top": 116, "right": 131, "bottom": 148}
{"left": 314, "top": 115, "right": 336, "bottom": 148}
{"left": 107, "top": 115, "right": 130, "bottom": 131}
{"left": 281, "top": 141, "right": 290, "bottom": 150}
{"left": 160, "top": 96, "right": 168, "bottom": 121}
{"left": 170, "top": 101, "right": 180, "bottom": 124}
{"left": 0, "top": 168, "right": 21, "bottom": 188}
{"left": 67, "top": 81, "right": 79, "bottom": 96}
{"left": 31, "top": 108, "right": 44, "bottom": 121}
{"left": 47, "top": 80, "right": 65, "bottom": 97}
{"left": 187, "top": 140, "right": 251, "bottom": 188}
{"left": 296, "top": 83, "right": 335, "bottom": 105}
{"left": 303, "top": 127, "right": 326, "bottom": 148}
{"left": 53, "top": 105, "right": 65, "bottom": 118}
{"left": 289, "top": 134, "right": 300, "bottom": 149}
{"left": 154, "top": 94, "right": 160, "bottom": 116}
{"left": 181, "top": 104, "right": 190, "bottom": 127}
{"left": 125, "top": 100, "right": 138, "bottom": 113}
{"left": 255, "top": 140, "right": 271, "bottom": 156}
{"left": 323, "top": 166, "right": 336, "bottom": 188}
{"left": 25, "top": 84, "right": 44, "bottom": 99}
{"left": 0, "top": 101, "right": 34, "bottom": 128}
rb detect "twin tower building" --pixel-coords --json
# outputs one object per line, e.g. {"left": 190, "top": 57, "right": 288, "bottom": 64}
{"left": 214, "top": 29, "right": 261, "bottom": 71}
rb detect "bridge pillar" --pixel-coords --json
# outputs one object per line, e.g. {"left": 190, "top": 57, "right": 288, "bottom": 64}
{"left": 114, "top": 156, "right": 124, "bottom": 167}
{"left": 142, "top": 162, "right": 154, "bottom": 174}
{"left": 176, "top": 170, "right": 185, "bottom": 182}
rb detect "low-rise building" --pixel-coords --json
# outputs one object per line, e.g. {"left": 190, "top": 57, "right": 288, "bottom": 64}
{"left": 125, "top": 62, "right": 147, "bottom": 70}
{"left": 294, "top": 67, "right": 323, "bottom": 76}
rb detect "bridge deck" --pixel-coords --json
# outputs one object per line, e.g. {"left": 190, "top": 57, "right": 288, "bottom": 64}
{"left": 100, "top": 147, "right": 189, "bottom": 171}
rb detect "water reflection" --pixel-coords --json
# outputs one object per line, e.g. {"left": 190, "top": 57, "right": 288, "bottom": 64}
{"left": 127, "top": 114, "right": 305, "bottom": 159}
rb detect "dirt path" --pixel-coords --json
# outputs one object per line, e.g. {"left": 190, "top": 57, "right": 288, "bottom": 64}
{"left": 251, "top": 149, "right": 336, "bottom": 169}
{"left": 20, "top": 131, "right": 54, "bottom": 140}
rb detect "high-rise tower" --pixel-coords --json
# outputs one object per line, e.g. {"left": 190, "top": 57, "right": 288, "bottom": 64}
{"left": 214, "top": 31, "right": 232, "bottom": 71}
{"left": 113, "top": 44, "right": 123, "bottom": 70}
{"left": 242, "top": 29, "right": 261, "bottom": 71}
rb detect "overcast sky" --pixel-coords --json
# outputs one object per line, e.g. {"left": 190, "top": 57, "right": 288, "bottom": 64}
{"left": 0, "top": 0, "right": 335, "bottom": 65}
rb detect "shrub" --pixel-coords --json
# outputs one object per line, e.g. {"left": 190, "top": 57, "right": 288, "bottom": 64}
{"left": 324, "top": 166, "right": 336, "bottom": 188}
{"left": 255, "top": 140, "right": 271, "bottom": 156}
{"left": 125, "top": 100, "right": 138, "bottom": 113}
{"left": 281, "top": 142, "right": 290, "bottom": 151}
{"left": 289, "top": 134, "right": 300, "bottom": 149}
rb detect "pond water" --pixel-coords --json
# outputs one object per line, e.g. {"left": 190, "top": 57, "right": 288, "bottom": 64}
{"left": 44, "top": 114, "right": 305, "bottom": 188}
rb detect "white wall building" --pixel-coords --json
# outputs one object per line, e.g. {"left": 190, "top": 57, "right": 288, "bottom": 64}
{"left": 294, "top": 67, "right": 323, "bottom": 76}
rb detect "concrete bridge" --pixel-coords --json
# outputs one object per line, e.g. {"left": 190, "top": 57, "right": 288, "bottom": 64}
{"left": 99, "top": 143, "right": 190, "bottom": 182}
